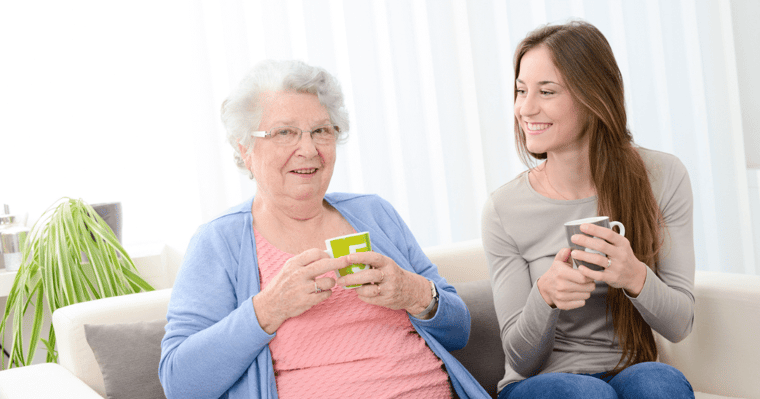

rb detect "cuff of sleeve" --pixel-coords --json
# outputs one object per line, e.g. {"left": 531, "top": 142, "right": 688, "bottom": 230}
{"left": 624, "top": 266, "right": 657, "bottom": 304}
{"left": 528, "top": 282, "right": 561, "bottom": 318}
{"left": 247, "top": 295, "right": 277, "bottom": 341}
{"left": 413, "top": 284, "right": 446, "bottom": 323}
{"left": 410, "top": 281, "right": 438, "bottom": 319}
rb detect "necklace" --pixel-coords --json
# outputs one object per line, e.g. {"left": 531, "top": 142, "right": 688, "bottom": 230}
{"left": 542, "top": 161, "right": 570, "bottom": 201}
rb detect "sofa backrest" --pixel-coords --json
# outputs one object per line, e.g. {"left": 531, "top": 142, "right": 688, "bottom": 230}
{"left": 425, "top": 239, "right": 490, "bottom": 283}
{"left": 51, "top": 240, "right": 760, "bottom": 399}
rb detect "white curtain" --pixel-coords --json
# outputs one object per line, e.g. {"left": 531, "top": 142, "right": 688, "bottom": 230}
{"left": 1, "top": 0, "right": 757, "bottom": 275}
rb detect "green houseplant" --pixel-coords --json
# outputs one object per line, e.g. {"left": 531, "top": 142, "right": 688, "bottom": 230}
{"left": 0, "top": 197, "right": 154, "bottom": 369}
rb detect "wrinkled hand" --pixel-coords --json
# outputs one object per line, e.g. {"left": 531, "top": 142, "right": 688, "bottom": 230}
{"left": 537, "top": 248, "right": 596, "bottom": 310}
{"left": 253, "top": 248, "right": 346, "bottom": 334}
{"left": 337, "top": 252, "right": 432, "bottom": 316}
{"left": 570, "top": 223, "right": 647, "bottom": 297}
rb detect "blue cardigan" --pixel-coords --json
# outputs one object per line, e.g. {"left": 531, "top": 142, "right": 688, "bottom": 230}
{"left": 159, "top": 193, "right": 489, "bottom": 398}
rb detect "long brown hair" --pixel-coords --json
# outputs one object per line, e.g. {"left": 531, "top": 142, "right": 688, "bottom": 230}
{"left": 514, "top": 21, "right": 663, "bottom": 373}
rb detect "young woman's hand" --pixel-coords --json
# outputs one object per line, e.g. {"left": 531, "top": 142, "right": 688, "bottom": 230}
{"left": 537, "top": 248, "right": 596, "bottom": 310}
{"left": 570, "top": 223, "right": 647, "bottom": 297}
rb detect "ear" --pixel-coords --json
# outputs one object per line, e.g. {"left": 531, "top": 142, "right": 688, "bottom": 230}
{"left": 238, "top": 142, "right": 253, "bottom": 171}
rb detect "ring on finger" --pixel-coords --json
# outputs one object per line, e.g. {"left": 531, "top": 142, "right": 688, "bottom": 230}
{"left": 314, "top": 280, "right": 322, "bottom": 294}
{"left": 607, "top": 258, "right": 612, "bottom": 268}
{"left": 378, "top": 271, "right": 385, "bottom": 284}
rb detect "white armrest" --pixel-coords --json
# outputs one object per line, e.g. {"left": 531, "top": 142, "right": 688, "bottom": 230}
{"left": 0, "top": 363, "right": 102, "bottom": 399}
{"left": 52, "top": 289, "right": 172, "bottom": 397}
{"left": 657, "top": 271, "right": 760, "bottom": 399}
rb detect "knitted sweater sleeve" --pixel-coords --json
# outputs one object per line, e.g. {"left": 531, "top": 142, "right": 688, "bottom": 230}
{"left": 481, "top": 195, "right": 561, "bottom": 377}
{"left": 626, "top": 153, "right": 695, "bottom": 342}
{"left": 159, "top": 222, "right": 274, "bottom": 399}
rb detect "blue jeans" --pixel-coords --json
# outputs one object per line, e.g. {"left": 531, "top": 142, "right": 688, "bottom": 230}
{"left": 497, "top": 362, "right": 694, "bottom": 399}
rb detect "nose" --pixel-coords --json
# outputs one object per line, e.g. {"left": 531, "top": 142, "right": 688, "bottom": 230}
{"left": 518, "top": 91, "right": 539, "bottom": 117}
{"left": 294, "top": 130, "right": 319, "bottom": 157}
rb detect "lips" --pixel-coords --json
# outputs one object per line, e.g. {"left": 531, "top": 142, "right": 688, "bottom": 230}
{"left": 291, "top": 168, "right": 318, "bottom": 175}
{"left": 525, "top": 122, "right": 552, "bottom": 132}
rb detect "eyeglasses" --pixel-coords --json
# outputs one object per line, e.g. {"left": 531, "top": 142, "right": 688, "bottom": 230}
{"left": 251, "top": 124, "right": 340, "bottom": 146}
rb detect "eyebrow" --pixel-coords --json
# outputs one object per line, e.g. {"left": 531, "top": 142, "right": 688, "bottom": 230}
{"left": 515, "top": 78, "right": 560, "bottom": 85}
{"left": 270, "top": 118, "right": 331, "bottom": 127}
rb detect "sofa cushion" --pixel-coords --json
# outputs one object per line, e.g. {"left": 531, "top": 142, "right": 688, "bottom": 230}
{"left": 0, "top": 363, "right": 102, "bottom": 398}
{"left": 451, "top": 280, "right": 505, "bottom": 398}
{"left": 84, "top": 319, "right": 167, "bottom": 399}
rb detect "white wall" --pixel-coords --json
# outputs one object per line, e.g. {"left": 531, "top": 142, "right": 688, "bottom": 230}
{"left": 0, "top": 1, "right": 208, "bottom": 250}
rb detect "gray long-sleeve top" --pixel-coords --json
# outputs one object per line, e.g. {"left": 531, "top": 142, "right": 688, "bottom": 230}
{"left": 481, "top": 147, "right": 695, "bottom": 391}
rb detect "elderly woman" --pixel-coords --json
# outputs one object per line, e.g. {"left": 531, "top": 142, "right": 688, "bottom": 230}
{"left": 159, "top": 60, "right": 488, "bottom": 399}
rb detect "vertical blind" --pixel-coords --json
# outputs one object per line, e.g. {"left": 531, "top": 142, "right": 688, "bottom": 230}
{"left": 1, "top": 0, "right": 756, "bottom": 275}
{"left": 196, "top": 0, "right": 757, "bottom": 274}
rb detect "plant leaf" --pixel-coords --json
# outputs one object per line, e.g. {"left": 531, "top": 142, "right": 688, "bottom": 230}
{"left": 0, "top": 197, "right": 155, "bottom": 369}
{"left": 25, "top": 282, "right": 45, "bottom": 365}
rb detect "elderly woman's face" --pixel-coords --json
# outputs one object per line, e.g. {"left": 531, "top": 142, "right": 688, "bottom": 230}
{"left": 244, "top": 91, "right": 336, "bottom": 204}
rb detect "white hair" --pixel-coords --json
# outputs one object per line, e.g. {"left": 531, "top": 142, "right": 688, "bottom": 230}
{"left": 220, "top": 59, "right": 350, "bottom": 174}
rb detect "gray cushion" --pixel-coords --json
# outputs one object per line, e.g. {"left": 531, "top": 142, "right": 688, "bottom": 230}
{"left": 84, "top": 319, "right": 167, "bottom": 399}
{"left": 451, "top": 280, "right": 504, "bottom": 398}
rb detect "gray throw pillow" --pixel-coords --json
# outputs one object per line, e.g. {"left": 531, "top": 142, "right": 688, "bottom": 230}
{"left": 84, "top": 319, "right": 168, "bottom": 399}
{"left": 450, "top": 280, "right": 505, "bottom": 397}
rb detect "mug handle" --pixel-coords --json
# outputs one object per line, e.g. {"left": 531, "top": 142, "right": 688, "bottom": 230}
{"left": 610, "top": 221, "right": 625, "bottom": 237}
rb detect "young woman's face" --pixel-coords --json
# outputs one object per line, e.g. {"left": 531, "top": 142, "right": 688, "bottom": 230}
{"left": 514, "top": 45, "right": 587, "bottom": 156}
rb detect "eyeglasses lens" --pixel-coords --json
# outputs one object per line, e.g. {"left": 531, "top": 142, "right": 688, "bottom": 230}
{"left": 269, "top": 125, "right": 338, "bottom": 145}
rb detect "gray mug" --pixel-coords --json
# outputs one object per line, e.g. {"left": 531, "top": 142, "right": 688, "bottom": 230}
{"left": 564, "top": 216, "right": 625, "bottom": 271}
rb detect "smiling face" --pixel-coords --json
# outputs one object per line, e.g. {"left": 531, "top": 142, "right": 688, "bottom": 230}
{"left": 241, "top": 91, "right": 336, "bottom": 206}
{"left": 515, "top": 45, "right": 588, "bottom": 156}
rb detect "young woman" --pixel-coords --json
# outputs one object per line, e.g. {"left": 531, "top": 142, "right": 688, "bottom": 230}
{"left": 481, "top": 21, "right": 696, "bottom": 399}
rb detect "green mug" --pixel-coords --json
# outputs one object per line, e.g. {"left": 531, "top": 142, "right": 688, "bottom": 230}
{"left": 325, "top": 232, "right": 372, "bottom": 288}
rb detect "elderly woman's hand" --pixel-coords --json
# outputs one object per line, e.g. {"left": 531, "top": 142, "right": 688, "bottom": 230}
{"left": 570, "top": 223, "right": 648, "bottom": 297}
{"left": 336, "top": 252, "right": 434, "bottom": 318}
{"left": 253, "top": 249, "right": 345, "bottom": 334}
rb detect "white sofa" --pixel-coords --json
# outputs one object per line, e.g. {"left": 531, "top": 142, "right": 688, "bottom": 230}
{"left": 1, "top": 239, "right": 759, "bottom": 398}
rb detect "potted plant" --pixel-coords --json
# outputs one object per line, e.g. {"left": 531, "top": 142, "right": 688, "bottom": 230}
{"left": 0, "top": 197, "right": 154, "bottom": 369}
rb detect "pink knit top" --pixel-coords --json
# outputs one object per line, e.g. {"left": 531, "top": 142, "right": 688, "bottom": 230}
{"left": 255, "top": 229, "right": 452, "bottom": 398}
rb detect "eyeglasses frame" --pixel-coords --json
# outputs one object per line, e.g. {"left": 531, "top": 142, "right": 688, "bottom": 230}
{"left": 251, "top": 124, "right": 340, "bottom": 145}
